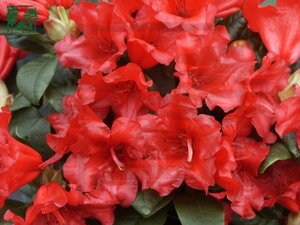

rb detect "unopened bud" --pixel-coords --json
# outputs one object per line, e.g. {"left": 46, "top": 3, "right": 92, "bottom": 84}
{"left": 44, "top": 6, "right": 79, "bottom": 42}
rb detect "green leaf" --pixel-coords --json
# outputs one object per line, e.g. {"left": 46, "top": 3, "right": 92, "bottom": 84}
{"left": 45, "top": 86, "right": 76, "bottom": 112}
{"left": 174, "top": 192, "right": 224, "bottom": 225}
{"left": 17, "top": 55, "right": 58, "bottom": 105}
{"left": 0, "top": 200, "right": 29, "bottom": 218}
{"left": 223, "top": 11, "right": 247, "bottom": 41}
{"left": 260, "top": 0, "right": 277, "bottom": 7}
{"left": 6, "top": 34, "right": 53, "bottom": 54}
{"left": 132, "top": 189, "right": 174, "bottom": 218}
{"left": 259, "top": 142, "right": 293, "bottom": 173}
{"left": 114, "top": 207, "right": 168, "bottom": 225}
{"left": 9, "top": 107, "right": 52, "bottom": 159}
{"left": 10, "top": 93, "right": 31, "bottom": 111}
{"left": 8, "top": 185, "right": 36, "bottom": 204}
{"left": 282, "top": 133, "right": 300, "bottom": 158}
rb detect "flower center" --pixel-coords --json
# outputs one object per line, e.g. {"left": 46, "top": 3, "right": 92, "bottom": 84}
{"left": 110, "top": 147, "right": 125, "bottom": 171}
{"left": 186, "top": 138, "right": 193, "bottom": 163}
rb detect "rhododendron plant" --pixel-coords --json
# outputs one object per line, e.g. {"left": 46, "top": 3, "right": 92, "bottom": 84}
{"left": 1, "top": 0, "right": 300, "bottom": 224}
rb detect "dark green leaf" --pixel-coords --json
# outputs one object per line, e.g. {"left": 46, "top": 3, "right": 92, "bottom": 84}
{"left": 9, "top": 107, "right": 52, "bottom": 159}
{"left": 132, "top": 189, "right": 174, "bottom": 218}
{"left": 10, "top": 93, "right": 31, "bottom": 111}
{"left": 0, "top": 200, "right": 29, "bottom": 218}
{"left": 282, "top": 133, "right": 300, "bottom": 158}
{"left": 260, "top": 0, "right": 277, "bottom": 7}
{"left": 17, "top": 55, "right": 58, "bottom": 105}
{"left": 0, "top": 22, "right": 7, "bottom": 35}
{"left": 8, "top": 185, "right": 36, "bottom": 204}
{"left": 6, "top": 34, "right": 53, "bottom": 54}
{"left": 45, "top": 86, "right": 76, "bottom": 112}
{"left": 224, "top": 11, "right": 247, "bottom": 41}
{"left": 174, "top": 192, "right": 224, "bottom": 225}
{"left": 114, "top": 207, "right": 168, "bottom": 225}
{"left": 259, "top": 142, "right": 293, "bottom": 173}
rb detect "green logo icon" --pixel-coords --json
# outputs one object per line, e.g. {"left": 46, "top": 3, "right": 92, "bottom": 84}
{"left": 7, "top": 5, "right": 38, "bottom": 34}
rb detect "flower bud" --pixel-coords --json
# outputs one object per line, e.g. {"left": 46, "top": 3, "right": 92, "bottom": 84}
{"left": 44, "top": 6, "right": 79, "bottom": 42}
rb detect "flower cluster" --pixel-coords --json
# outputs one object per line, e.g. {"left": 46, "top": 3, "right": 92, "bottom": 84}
{"left": 1, "top": 0, "right": 300, "bottom": 224}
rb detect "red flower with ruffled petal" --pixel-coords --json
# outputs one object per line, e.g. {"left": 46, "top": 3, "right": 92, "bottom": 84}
{"left": 112, "top": 0, "right": 143, "bottom": 22}
{"left": 222, "top": 93, "right": 277, "bottom": 144}
{"left": 130, "top": 94, "right": 222, "bottom": 195}
{"left": 0, "top": 108, "right": 42, "bottom": 208}
{"left": 243, "top": 0, "right": 300, "bottom": 64}
{"left": 145, "top": 0, "right": 217, "bottom": 35}
{"left": 257, "top": 160, "right": 300, "bottom": 212}
{"left": 175, "top": 28, "right": 256, "bottom": 112}
{"left": 41, "top": 64, "right": 157, "bottom": 168}
{"left": 0, "top": 35, "right": 27, "bottom": 79}
{"left": 55, "top": 1, "right": 128, "bottom": 74}
{"left": 127, "top": 5, "right": 179, "bottom": 69}
{"left": 75, "top": 63, "right": 154, "bottom": 119}
{"left": 212, "top": 0, "right": 243, "bottom": 17}
{"left": 46, "top": 116, "right": 139, "bottom": 215}
{"left": 4, "top": 182, "right": 115, "bottom": 225}
{"left": 250, "top": 54, "right": 290, "bottom": 98}
{"left": 215, "top": 136, "right": 269, "bottom": 219}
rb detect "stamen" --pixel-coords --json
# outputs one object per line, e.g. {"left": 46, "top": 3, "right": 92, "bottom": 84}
{"left": 186, "top": 138, "right": 193, "bottom": 163}
{"left": 53, "top": 210, "right": 65, "bottom": 225}
{"left": 110, "top": 148, "right": 125, "bottom": 171}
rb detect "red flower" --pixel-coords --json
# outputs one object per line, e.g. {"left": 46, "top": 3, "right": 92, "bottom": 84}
{"left": 4, "top": 182, "right": 115, "bottom": 225}
{"left": 243, "top": 0, "right": 300, "bottom": 64}
{"left": 127, "top": 5, "right": 179, "bottom": 69}
{"left": 145, "top": 0, "right": 217, "bottom": 35}
{"left": 211, "top": 0, "right": 243, "bottom": 17}
{"left": 47, "top": 115, "right": 139, "bottom": 213}
{"left": 130, "top": 95, "right": 222, "bottom": 195}
{"left": 0, "top": 108, "right": 42, "bottom": 208}
{"left": 41, "top": 64, "right": 156, "bottom": 168}
{"left": 112, "top": 0, "right": 144, "bottom": 22}
{"left": 215, "top": 137, "right": 269, "bottom": 219}
{"left": 0, "top": 35, "right": 27, "bottom": 79}
{"left": 250, "top": 54, "right": 290, "bottom": 98}
{"left": 174, "top": 28, "right": 256, "bottom": 112}
{"left": 257, "top": 160, "right": 300, "bottom": 212}
{"left": 0, "top": 0, "right": 73, "bottom": 24}
{"left": 55, "top": 1, "right": 128, "bottom": 74}
{"left": 74, "top": 63, "right": 154, "bottom": 119}
{"left": 275, "top": 96, "right": 300, "bottom": 147}
{"left": 222, "top": 93, "right": 277, "bottom": 144}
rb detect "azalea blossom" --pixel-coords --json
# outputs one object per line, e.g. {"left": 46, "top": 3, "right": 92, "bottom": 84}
{"left": 243, "top": 0, "right": 300, "bottom": 64}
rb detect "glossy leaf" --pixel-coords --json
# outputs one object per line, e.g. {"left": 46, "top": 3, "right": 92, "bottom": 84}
{"left": 259, "top": 142, "right": 293, "bottom": 174}
{"left": 6, "top": 34, "right": 53, "bottom": 54}
{"left": 132, "top": 189, "right": 174, "bottom": 218}
{"left": 282, "top": 133, "right": 300, "bottom": 158}
{"left": 10, "top": 93, "right": 31, "bottom": 111}
{"left": 8, "top": 185, "right": 36, "bottom": 204}
{"left": 9, "top": 107, "right": 51, "bottom": 159}
{"left": 45, "top": 85, "right": 76, "bottom": 112}
{"left": 174, "top": 192, "right": 224, "bottom": 225}
{"left": 17, "top": 55, "right": 58, "bottom": 105}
